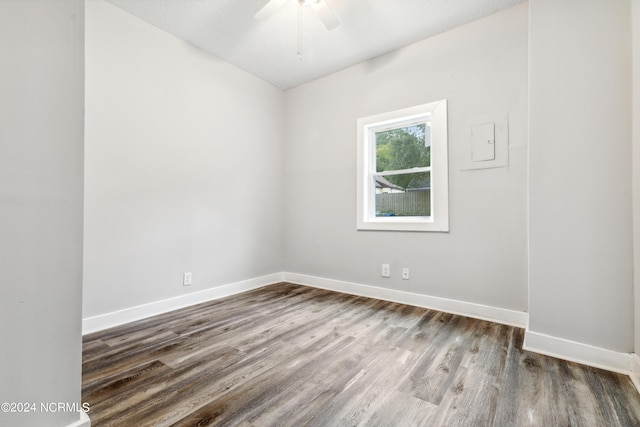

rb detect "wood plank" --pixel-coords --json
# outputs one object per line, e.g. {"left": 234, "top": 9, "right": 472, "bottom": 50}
{"left": 82, "top": 283, "right": 640, "bottom": 427}
{"left": 398, "top": 313, "right": 477, "bottom": 404}
{"left": 430, "top": 366, "right": 499, "bottom": 427}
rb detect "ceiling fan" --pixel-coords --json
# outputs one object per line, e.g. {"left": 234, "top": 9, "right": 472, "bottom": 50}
{"left": 255, "top": 0, "right": 340, "bottom": 31}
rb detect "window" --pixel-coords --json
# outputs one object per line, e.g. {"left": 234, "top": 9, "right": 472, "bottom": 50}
{"left": 357, "top": 100, "right": 449, "bottom": 232}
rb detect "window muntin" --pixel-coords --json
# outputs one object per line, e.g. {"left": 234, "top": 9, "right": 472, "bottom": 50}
{"left": 357, "top": 100, "right": 448, "bottom": 232}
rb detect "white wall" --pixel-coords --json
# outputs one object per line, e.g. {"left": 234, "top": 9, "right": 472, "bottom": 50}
{"left": 0, "top": 1, "right": 86, "bottom": 426}
{"left": 84, "top": 0, "right": 284, "bottom": 318}
{"left": 529, "top": 0, "right": 634, "bottom": 352}
{"left": 283, "top": 4, "right": 529, "bottom": 312}
{"left": 83, "top": 0, "right": 638, "bottom": 367}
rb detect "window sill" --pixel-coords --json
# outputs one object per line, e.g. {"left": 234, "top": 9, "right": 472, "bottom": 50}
{"left": 357, "top": 217, "right": 449, "bottom": 232}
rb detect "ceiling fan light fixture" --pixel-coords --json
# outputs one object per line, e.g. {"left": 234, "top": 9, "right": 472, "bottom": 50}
{"left": 256, "top": 0, "right": 339, "bottom": 32}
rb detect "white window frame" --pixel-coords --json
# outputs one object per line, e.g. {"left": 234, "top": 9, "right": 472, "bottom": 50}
{"left": 357, "top": 99, "right": 449, "bottom": 232}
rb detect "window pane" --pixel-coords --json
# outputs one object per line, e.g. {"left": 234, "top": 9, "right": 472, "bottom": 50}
{"left": 375, "top": 123, "right": 430, "bottom": 172}
{"left": 374, "top": 172, "right": 430, "bottom": 217}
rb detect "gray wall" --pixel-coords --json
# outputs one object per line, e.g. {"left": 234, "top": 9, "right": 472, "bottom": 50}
{"left": 529, "top": 0, "right": 634, "bottom": 352}
{"left": 84, "top": 0, "right": 638, "bottom": 360}
{"left": 634, "top": 0, "right": 640, "bottom": 355}
{"left": 0, "top": 1, "right": 85, "bottom": 426}
{"left": 83, "top": 1, "right": 285, "bottom": 318}
{"left": 283, "top": 4, "right": 529, "bottom": 312}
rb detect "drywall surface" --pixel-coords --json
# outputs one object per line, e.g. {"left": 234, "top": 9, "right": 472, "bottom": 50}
{"left": 633, "top": 0, "right": 640, "bottom": 354}
{"left": 84, "top": 0, "right": 284, "bottom": 317}
{"left": 529, "top": 0, "right": 633, "bottom": 352}
{"left": 0, "top": 1, "right": 85, "bottom": 426}
{"left": 283, "top": 4, "right": 528, "bottom": 312}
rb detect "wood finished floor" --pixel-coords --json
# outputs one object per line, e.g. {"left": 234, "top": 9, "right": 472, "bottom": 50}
{"left": 82, "top": 283, "right": 640, "bottom": 426}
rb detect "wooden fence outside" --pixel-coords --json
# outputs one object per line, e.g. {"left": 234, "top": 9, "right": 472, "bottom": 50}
{"left": 376, "top": 191, "right": 430, "bottom": 216}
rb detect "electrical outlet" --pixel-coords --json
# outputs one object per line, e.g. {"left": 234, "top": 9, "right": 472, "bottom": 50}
{"left": 381, "top": 264, "right": 391, "bottom": 278}
{"left": 402, "top": 268, "right": 410, "bottom": 280}
{"left": 183, "top": 272, "right": 192, "bottom": 286}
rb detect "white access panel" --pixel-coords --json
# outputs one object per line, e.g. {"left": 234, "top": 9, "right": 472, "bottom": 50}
{"left": 471, "top": 122, "right": 495, "bottom": 162}
{"left": 460, "top": 114, "right": 509, "bottom": 171}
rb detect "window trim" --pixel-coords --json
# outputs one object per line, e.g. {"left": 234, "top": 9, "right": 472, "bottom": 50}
{"left": 356, "top": 99, "right": 449, "bottom": 232}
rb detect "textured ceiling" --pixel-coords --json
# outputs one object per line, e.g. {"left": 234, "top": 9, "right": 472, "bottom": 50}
{"left": 106, "top": 0, "right": 525, "bottom": 90}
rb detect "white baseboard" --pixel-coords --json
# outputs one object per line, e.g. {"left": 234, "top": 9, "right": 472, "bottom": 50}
{"left": 66, "top": 412, "right": 91, "bottom": 427}
{"left": 523, "top": 330, "right": 632, "bottom": 375}
{"left": 283, "top": 272, "right": 529, "bottom": 328}
{"left": 83, "top": 271, "right": 527, "bottom": 334}
{"left": 630, "top": 354, "right": 640, "bottom": 393}
{"left": 81, "top": 270, "right": 640, "bottom": 389}
{"left": 82, "top": 273, "right": 284, "bottom": 335}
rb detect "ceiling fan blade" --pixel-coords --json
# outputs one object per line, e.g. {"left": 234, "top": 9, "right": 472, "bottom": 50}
{"left": 312, "top": 0, "right": 340, "bottom": 30}
{"left": 254, "top": 0, "right": 288, "bottom": 20}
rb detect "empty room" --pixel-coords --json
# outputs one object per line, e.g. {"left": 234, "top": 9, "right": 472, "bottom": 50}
{"left": 2, "top": 0, "right": 640, "bottom": 426}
